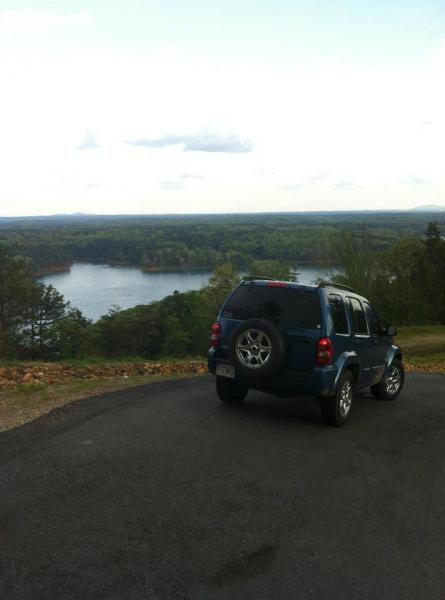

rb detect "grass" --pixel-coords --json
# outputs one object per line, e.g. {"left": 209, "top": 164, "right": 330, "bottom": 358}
{"left": 398, "top": 325, "right": 445, "bottom": 357}
{"left": 0, "top": 370, "right": 201, "bottom": 432}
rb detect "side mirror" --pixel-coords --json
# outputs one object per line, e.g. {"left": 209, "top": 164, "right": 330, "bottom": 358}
{"left": 384, "top": 325, "right": 397, "bottom": 337}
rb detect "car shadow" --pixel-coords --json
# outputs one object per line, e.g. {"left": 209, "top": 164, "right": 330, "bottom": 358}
{"left": 220, "top": 387, "right": 373, "bottom": 427}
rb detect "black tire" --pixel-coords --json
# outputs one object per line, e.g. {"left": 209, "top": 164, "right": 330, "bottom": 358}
{"left": 321, "top": 370, "right": 355, "bottom": 427}
{"left": 228, "top": 318, "right": 287, "bottom": 379}
{"left": 216, "top": 376, "right": 249, "bottom": 405}
{"left": 370, "top": 359, "right": 404, "bottom": 400}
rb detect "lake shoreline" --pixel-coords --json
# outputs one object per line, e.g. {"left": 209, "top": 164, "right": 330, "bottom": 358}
{"left": 35, "top": 259, "right": 338, "bottom": 277}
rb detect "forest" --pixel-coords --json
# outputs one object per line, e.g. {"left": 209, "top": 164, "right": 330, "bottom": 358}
{"left": 1, "top": 211, "right": 445, "bottom": 273}
{"left": 0, "top": 217, "right": 444, "bottom": 362}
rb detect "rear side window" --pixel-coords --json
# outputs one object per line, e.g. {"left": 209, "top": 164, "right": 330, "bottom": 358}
{"left": 328, "top": 294, "right": 349, "bottom": 334}
{"left": 363, "top": 301, "right": 382, "bottom": 335}
{"left": 348, "top": 297, "right": 368, "bottom": 335}
{"left": 223, "top": 285, "right": 322, "bottom": 329}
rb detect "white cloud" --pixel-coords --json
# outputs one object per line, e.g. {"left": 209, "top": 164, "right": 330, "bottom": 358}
{"left": 127, "top": 133, "right": 253, "bottom": 153}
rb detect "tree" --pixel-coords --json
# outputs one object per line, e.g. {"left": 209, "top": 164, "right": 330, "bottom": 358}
{"left": 418, "top": 223, "right": 445, "bottom": 322}
{"left": 52, "top": 308, "right": 94, "bottom": 359}
{"left": 21, "top": 283, "right": 69, "bottom": 359}
{"left": 330, "top": 227, "right": 378, "bottom": 297}
{"left": 0, "top": 245, "right": 36, "bottom": 357}
{"left": 0, "top": 244, "right": 93, "bottom": 359}
{"left": 207, "top": 263, "right": 240, "bottom": 293}
{"left": 246, "top": 260, "right": 296, "bottom": 282}
{"left": 161, "top": 314, "right": 190, "bottom": 357}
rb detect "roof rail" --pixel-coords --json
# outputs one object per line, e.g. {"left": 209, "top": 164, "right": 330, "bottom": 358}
{"left": 318, "top": 281, "right": 355, "bottom": 293}
{"left": 242, "top": 276, "right": 276, "bottom": 281}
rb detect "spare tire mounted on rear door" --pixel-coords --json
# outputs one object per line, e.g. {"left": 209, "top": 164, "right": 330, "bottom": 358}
{"left": 228, "top": 318, "right": 287, "bottom": 378}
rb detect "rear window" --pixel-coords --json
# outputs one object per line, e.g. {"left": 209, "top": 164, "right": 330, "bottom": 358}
{"left": 348, "top": 297, "right": 368, "bottom": 335}
{"left": 222, "top": 285, "right": 322, "bottom": 329}
{"left": 363, "top": 301, "right": 382, "bottom": 335}
{"left": 328, "top": 293, "right": 349, "bottom": 334}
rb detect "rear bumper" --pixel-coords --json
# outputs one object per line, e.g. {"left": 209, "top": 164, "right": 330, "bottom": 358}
{"left": 208, "top": 348, "right": 337, "bottom": 398}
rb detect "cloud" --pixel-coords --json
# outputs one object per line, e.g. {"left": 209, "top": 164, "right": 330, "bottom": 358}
{"left": 127, "top": 133, "right": 253, "bottom": 153}
{"left": 178, "top": 173, "right": 205, "bottom": 180}
{"left": 0, "top": 9, "right": 94, "bottom": 35}
{"left": 78, "top": 133, "right": 100, "bottom": 150}
{"left": 399, "top": 176, "right": 432, "bottom": 186}
{"left": 334, "top": 181, "right": 358, "bottom": 190}
{"left": 161, "top": 180, "right": 183, "bottom": 190}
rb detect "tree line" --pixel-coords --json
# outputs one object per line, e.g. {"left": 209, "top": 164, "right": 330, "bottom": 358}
{"left": 1, "top": 212, "right": 443, "bottom": 273}
{"left": 0, "top": 223, "right": 444, "bottom": 361}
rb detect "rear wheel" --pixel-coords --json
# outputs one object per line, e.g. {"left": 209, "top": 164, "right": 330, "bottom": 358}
{"left": 321, "top": 371, "right": 355, "bottom": 427}
{"left": 216, "top": 376, "right": 249, "bottom": 405}
{"left": 371, "top": 359, "right": 404, "bottom": 400}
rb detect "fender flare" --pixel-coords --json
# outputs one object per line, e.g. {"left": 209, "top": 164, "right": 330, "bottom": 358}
{"left": 383, "top": 345, "right": 403, "bottom": 377}
{"left": 334, "top": 351, "right": 360, "bottom": 390}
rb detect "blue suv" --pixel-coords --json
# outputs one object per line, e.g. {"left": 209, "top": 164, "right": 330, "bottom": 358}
{"left": 208, "top": 279, "right": 404, "bottom": 426}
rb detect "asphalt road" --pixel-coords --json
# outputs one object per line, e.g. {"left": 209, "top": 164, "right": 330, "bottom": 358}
{"left": 1, "top": 373, "right": 444, "bottom": 600}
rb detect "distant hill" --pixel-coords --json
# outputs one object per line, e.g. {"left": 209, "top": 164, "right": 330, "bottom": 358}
{"left": 408, "top": 204, "right": 445, "bottom": 212}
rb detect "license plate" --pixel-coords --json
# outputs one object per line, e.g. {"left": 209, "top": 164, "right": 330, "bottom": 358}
{"left": 216, "top": 363, "right": 235, "bottom": 379}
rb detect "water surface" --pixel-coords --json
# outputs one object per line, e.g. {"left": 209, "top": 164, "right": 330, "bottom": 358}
{"left": 41, "top": 263, "right": 336, "bottom": 321}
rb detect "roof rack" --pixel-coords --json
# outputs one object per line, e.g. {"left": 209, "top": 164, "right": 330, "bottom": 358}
{"left": 318, "top": 281, "right": 355, "bottom": 293}
{"left": 242, "top": 276, "right": 276, "bottom": 281}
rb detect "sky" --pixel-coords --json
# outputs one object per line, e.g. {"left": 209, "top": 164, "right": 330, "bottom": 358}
{"left": 0, "top": 0, "right": 444, "bottom": 216}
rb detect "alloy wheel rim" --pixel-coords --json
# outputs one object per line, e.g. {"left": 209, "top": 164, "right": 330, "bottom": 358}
{"left": 339, "top": 380, "right": 353, "bottom": 417}
{"left": 385, "top": 365, "right": 402, "bottom": 394}
{"left": 235, "top": 329, "right": 272, "bottom": 369}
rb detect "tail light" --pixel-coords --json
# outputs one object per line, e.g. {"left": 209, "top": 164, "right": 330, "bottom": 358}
{"left": 210, "top": 322, "right": 221, "bottom": 348}
{"left": 316, "top": 337, "right": 333, "bottom": 366}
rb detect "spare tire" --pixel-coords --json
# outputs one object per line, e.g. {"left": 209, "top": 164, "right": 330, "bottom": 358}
{"left": 228, "top": 319, "right": 287, "bottom": 379}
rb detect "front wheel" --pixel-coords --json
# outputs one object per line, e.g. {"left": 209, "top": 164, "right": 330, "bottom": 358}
{"left": 216, "top": 376, "right": 249, "bottom": 405}
{"left": 371, "top": 359, "right": 404, "bottom": 400}
{"left": 321, "top": 371, "right": 355, "bottom": 427}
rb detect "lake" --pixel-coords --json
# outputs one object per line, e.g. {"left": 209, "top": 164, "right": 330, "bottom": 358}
{"left": 40, "top": 263, "right": 337, "bottom": 321}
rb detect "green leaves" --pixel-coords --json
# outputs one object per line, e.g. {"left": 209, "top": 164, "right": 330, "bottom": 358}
{"left": 245, "top": 260, "right": 296, "bottom": 282}
{"left": 331, "top": 223, "right": 445, "bottom": 326}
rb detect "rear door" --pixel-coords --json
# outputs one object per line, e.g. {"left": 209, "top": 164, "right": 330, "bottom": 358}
{"left": 327, "top": 293, "right": 352, "bottom": 359}
{"left": 347, "top": 296, "right": 374, "bottom": 385}
{"left": 280, "top": 288, "right": 323, "bottom": 373}
{"left": 362, "top": 301, "right": 387, "bottom": 384}
{"left": 220, "top": 283, "right": 322, "bottom": 372}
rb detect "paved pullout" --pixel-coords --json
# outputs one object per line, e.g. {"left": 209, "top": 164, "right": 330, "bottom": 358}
{"left": 1, "top": 374, "right": 444, "bottom": 599}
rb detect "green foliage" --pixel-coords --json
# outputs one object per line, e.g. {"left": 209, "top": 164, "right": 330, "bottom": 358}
{"left": 3, "top": 211, "right": 444, "bottom": 274}
{"left": 0, "top": 245, "right": 91, "bottom": 360}
{"left": 161, "top": 315, "right": 189, "bottom": 357}
{"left": 246, "top": 260, "right": 296, "bottom": 281}
{"left": 0, "top": 244, "right": 35, "bottom": 355}
{"left": 331, "top": 223, "right": 445, "bottom": 326}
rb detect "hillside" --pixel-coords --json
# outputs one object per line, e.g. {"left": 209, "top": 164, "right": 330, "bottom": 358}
{"left": 2, "top": 211, "right": 445, "bottom": 272}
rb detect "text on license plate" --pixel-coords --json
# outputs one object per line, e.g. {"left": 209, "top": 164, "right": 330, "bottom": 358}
{"left": 216, "top": 363, "right": 235, "bottom": 379}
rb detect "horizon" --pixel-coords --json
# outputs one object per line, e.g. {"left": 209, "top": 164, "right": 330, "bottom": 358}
{"left": 2, "top": 204, "right": 445, "bottom": 220}
{"left": 1, "top": 1, "right": 444, "bottom": 216}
